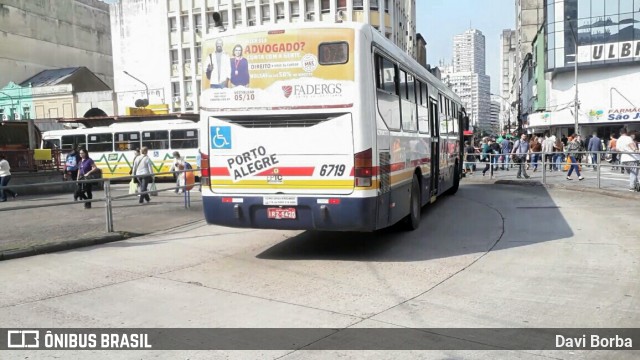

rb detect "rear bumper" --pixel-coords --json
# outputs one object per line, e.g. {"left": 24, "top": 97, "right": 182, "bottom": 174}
{"left": 202, "top": 195, "right": 378, "bottom": 232}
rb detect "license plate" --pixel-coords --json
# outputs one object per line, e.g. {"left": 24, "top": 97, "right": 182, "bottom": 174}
{"left": 267, "top": 207, "right": 296, "bottom": 220}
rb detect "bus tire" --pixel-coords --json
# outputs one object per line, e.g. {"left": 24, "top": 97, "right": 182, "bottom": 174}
{"left": 404, "top": 174, "right": 421, "bottom": 231}
{"left": 446, "top": 161, "right": 460, "bottom": 195}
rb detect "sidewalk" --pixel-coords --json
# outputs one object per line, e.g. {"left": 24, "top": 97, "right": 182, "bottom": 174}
{"left": 0, "top": 182, "right": 203, "bottom": 260}
{"left": 463, "top": 162, "right": 640, "bottom": 198}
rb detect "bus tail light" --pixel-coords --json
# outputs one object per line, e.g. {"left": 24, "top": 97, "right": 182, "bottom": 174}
{"left": 199, "top": 150, "right": 210, "bottom": 187}
{"left": 354, "top": 148, "right": 373, "bottom": 187}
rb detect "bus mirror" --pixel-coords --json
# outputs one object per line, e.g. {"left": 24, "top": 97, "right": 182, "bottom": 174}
{"left": 463, "top": 116, "right": 470, "bottom": 130}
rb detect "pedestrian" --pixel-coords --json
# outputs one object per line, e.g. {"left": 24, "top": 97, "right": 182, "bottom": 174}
{"left": 0, "top": 153, "right": 18, "bottom": 202}
{"left": 553, "top": 136, "right": 564, "bottom": 171}
{"left": 170, "top": 151, "right": 189, "bottom": 193}
{"left": 480, "top": 138, "right": 491, "bottom": 176}
{"left": 617, "top": 128, "right": 640, "bottom": 191}
{"left": 132, "top": 146, "right": 154, "bottom": 203}
{"left": 530, "top": 135, "right": 542, "bottom": 172}
{"left": 500, "top": 136, "right": 512, "bottom": 170}
{"left": 575, "top": 134, "right": 586, "bottom": 164}
{"left": 608, "top": 134, "right": 619, "bottom": 171}
{"left": 64, "top": 146, "right": 81, "bottom": 182}
{"left": 78, "top": 148, "right": 99, "bottom": 209}
{"left": 464, "top": 141, "right": 476, "bottom": 175}
{"left": 195, "top": 149, "right": 202, "bottom": 191}
{"left": 542, "top": 133, "right": 555, "bottom": 171}
{"left": 587, "top": 132, "right": 601, "bottom": 170}
{"left": 511, "top": 133, "right": 530, "bottom": 179}
{"left": 490, "top": 138, "right": 500, "bottom": 171}
{"left": 565, "top": 134, "right": 584, "bottom": 181}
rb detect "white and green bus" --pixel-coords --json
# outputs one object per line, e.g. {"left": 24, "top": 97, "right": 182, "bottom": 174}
{"left": 42, "top": 120, "right": 200, "bottom": 179}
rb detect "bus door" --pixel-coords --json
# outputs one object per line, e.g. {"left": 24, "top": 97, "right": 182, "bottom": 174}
{"left": 429, "top": 99, "right": 439, "bottom": 200}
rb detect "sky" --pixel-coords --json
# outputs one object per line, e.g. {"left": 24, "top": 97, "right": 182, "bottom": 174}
{"left": 417, "top": 0, "right": 516, "bottom": 94}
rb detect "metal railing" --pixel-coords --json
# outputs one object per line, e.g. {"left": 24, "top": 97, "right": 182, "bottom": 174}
{"left": 0, "top": 169, "right": 200, "bottom": 233}
{"left": 464, "top": 150, "right": 640, "bottom": 192}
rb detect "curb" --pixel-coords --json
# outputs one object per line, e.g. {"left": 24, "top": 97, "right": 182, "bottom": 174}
{"left": 462, "top": 178, "right": 640, "bottom": 199}
{"left": 0, "top": 232, "right": 142, "bottom": 261}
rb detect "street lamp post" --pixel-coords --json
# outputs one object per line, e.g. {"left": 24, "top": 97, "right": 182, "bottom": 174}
{"left": 0, "top": 91, "right": 15, "bottom": 120}
{"left": 567, "top": 16, "right": 579, "bottom": 135}
{"left": 123, "top": 71, "right": 150, "bottom": 107}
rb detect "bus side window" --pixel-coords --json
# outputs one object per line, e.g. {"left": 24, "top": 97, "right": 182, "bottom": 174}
{"left": 87, "top": 133, "right": 113, "bottom": 152}
{"left": 399, "top": 70, "right": 417, "bottom": 132}
{"left": 417, "top": 81, "right": 429, "bottom": 134}
{"left": 374, "top": 53, "right": 400, "bottom": 130}
{"left": 142, "top": 130, "right": 169, "bottom": 150}
{"left": 115, "top": 132, "right": 141, "bottom": 151}
{"left": 170, "top": 129, "right": 198, "bottom": 149}
{"left": 62, "top": 135, "right": 86, "bottom": 151}
{"left": 439, "top": 94, "right": 448, "bottom": 135}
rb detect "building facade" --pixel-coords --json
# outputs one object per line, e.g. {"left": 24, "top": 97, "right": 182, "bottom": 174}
{"left": 499, "top": 29, "right": 517, "bottom": 131}
{"left": 514, "top": 0, "right": 544, "bottom": 131}
{"left": 489, "top": 97, "right": 501, "bottom": 134}
{"left": 0, "top": 67, "right": 115, "bottom": 122}
{"left": 0, "top": 0, "right": 114, "bottom": 89}
{"left": 110, "top": 0, "right": 417, "bottom": 114}
{"left": 443, "top": 29, "right": 491, "bottom": 134}
{"left": 526, "top": 0, "right": 640, "bottom": 137}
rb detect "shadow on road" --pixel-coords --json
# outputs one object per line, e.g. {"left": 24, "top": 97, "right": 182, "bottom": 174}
{"left": 257, "top": 184, "right": 574, "bottom": 262}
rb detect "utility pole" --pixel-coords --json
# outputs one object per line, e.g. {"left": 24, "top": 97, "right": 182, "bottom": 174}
{"left": 567, "top": 16, "right": 579, "bottom": 135}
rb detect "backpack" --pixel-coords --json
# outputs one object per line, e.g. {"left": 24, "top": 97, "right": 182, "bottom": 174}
{"left": 65, "top": 153, "right": 78, "bottom": 170}
{"left": 183, "top": 161, "right": 192, "bottom": 170}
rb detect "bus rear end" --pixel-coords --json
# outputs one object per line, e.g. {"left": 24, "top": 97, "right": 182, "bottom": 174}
{"left": 199, "top": 25, "right": 377, "bottom": 231}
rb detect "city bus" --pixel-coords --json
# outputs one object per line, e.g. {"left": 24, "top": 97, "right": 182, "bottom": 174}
{"left": 199, "top": 22, "right": 465, "bottom": 231}
{"left": 42, "top": 120, "right": 200, "bottom": 179}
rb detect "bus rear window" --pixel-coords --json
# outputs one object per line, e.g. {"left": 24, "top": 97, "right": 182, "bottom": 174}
{"left": 318, "top": 42, "right": 349, "bottom": 65}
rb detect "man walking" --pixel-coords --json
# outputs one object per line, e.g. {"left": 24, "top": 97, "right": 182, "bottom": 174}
{"left": 587, "top": 132, "right": 601, "bottom": 169}
{"left": 617, "top": 128, "right": 640, "bottom": 191}
{"left": 511, "top": 134, "right": 530, "bottom": 179}
{"left": 500, "top": 136, "right": 512, "bottom": 170}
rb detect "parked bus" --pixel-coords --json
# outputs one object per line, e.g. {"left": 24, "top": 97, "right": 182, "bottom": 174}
{"left": 199, "top": 22, "right": 465, "bottom": 231}
{"left": 42, "top": 120, "right": 200, "bottom": 179}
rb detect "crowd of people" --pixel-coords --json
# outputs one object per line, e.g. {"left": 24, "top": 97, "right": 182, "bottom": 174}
{"left": 464, "top": 127, "right": 640, "bottom": 191}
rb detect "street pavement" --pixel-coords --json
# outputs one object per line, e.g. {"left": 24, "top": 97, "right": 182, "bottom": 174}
{"left": 0, "top": 183, "right": 638, "bottom": 359}
{"left": 0, "top": 182, "right": 202, "bottom": 258}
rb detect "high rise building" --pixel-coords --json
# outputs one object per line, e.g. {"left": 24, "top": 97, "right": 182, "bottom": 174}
{"left": 489, "top": 96, "right": 501, "bottom": 134}
{"left": 443, "top": 29, "right": 491, "bottom": 134}
{"left": 453, "top": 29, "right": 486, "bottom": 74}
{"left": 499, "top": 29, "right": 517, "bottom": 132}
{"left": 110, "top": 0, "right": 417, "bottom": 114}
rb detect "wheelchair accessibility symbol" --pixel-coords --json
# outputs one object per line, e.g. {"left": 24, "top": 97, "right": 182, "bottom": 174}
{"left": 211, "top": 126, "right": 232, "bottom": 149}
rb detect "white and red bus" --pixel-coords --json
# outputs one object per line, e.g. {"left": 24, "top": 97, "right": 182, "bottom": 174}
{"left": 199, "top": 22, "right": 465, "bottom": 231}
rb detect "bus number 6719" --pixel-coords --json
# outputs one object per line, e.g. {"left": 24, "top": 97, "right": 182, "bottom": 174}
{"left": 319, "top": 164, "right": 346, "bottom": 177}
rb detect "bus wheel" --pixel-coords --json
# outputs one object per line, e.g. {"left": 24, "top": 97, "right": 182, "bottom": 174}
{"left": 446, "top": 161, "right": 460, "bottom": 195}
{"left": 404, "top": 174, "right": 421, "bottom": 231}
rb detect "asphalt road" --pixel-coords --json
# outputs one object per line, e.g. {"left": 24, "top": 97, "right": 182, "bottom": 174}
{"left": 1, "top": 183, "right": 638, "bottom": 359}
